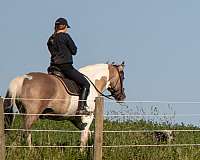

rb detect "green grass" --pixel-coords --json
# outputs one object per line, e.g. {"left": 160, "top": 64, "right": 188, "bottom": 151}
{"left": 5, "top": 117, "right": 200, "bottom": 160}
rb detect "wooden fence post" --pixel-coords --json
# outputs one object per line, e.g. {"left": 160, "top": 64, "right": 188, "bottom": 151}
{"left": 94, "top": 96, "right": 104, "bottom": 160}
{"left": 0, "top": 97, "right": 5, "bottom": 160}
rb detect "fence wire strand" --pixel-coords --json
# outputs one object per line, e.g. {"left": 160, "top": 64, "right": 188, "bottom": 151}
{"left": 4, "top": 96, "right": 200, "bottom": 104}
{"left": 5, "top": 128, "right": 200, "bottom": 133}
{"left": 5, "top": 144, "right": 200, "bottom": 148}
{"left": 3, "top": 112, "right": 200, "bottom": 117}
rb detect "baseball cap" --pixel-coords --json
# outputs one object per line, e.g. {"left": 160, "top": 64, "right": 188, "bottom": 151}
{"left": 55, "top": 18, "right": 71, "bottom": 28}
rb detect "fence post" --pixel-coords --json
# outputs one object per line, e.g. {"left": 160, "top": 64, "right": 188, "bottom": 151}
{"left": 0, "top": 97, "right": 5, "bottom": 160}
{"left": 94, "top": 96, "right": 104, "bottom": 160}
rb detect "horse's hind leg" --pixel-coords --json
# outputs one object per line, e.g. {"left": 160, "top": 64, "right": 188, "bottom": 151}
{"left": 23, "top": 114, "right": 39, "bottom": 146}
{"left": 21, "top": 100, "right": 44, "bottom": 146}
{"left": 3, "top": 92, "right": 14, "bottom": 129}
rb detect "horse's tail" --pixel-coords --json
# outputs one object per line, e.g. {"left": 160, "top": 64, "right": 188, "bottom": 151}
{"left": 4, "top": 90, "right": 14, "bottom": 129}
{"left": 4, "top": 75, "right": 29, "bottom": 129}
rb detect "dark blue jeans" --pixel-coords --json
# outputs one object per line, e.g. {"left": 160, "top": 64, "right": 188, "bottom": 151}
{"left": 54, "top": 63, "right": 90, "bottom": 91}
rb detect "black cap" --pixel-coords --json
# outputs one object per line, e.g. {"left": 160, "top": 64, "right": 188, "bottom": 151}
{"left": 55, "top": 18, "right": 71, "bottom": 28}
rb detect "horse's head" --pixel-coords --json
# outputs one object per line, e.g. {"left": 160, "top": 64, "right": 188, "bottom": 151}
{"left": 108, "top": 61, "right": 126, "bottom": 101}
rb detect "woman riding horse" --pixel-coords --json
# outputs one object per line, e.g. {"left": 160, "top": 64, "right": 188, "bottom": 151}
{"left": 4, "top": 62, "right": 126, "bottom": 148}
{"left": 3, "top": 17, "right": 126, "bottom": 149}
{"left": 47, "top": 17, "right": 90, "bottom": 115}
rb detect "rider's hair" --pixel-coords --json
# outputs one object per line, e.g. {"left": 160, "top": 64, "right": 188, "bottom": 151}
{"left": 54, "top": 24, "right": 66, "bottom": 35}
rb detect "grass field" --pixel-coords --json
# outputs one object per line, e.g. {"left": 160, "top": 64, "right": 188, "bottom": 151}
{"left": 5, "top": 116, "right": 200, "bottom": 160}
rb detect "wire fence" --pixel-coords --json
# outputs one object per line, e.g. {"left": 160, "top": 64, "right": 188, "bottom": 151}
{"left": 2, "top": 97, "right": 200, "bottom": 154}
{"left": 4, "top": 114, "right": 200, "bottom": 148}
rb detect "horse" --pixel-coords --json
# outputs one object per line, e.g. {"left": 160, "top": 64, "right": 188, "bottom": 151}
{"left": 3, "top": 62, "right": 126, "bottom": 150}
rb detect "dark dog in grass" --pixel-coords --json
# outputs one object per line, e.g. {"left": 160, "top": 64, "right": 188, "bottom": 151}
{"left": 153, "top": 130, "right": 175, "bottom": 143}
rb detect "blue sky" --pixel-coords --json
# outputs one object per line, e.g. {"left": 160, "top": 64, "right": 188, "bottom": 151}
{"left": 1, "top": 1, "right": 200, "bottom": 125}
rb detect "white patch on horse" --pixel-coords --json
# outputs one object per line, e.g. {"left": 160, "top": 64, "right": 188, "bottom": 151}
{"left": 63, "top": 64, "right": 109, "bottom": 124}
{"left": 81, "top": 114, "right": 94, "bottom": 128}
{"left": 79, "top": 64, "right": 109, "bottom": 124}
{"left": 80, "top": 64, "right": 109, "bottom": 110}
{"left": 64, "top": 96, "right": 79, "bottom": 115}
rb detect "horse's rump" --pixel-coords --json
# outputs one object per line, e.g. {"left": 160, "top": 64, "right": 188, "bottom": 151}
{"left": 7, "top": 72, "right": 76, "bottom": 115}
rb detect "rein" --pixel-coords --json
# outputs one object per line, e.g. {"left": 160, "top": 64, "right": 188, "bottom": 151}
{"left": 83, "top": 75, "right": 114, "bottom": 100}
{"left": 83, "top": 65, "right": 124, "bottom": 101}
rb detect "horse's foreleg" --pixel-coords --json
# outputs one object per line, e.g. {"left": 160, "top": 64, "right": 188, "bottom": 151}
{"left": 80, "top": 129, "right": 90, "bottom": 152}
{"left": 80, "top": 115, "right": 94, "bottom": 152}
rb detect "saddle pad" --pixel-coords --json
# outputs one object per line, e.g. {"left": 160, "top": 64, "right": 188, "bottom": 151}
{"left": 47, "top": 66, "right": 81, "bottom": 96}
{"left": 55, "top": 75, "right": 80, "bottom": 96}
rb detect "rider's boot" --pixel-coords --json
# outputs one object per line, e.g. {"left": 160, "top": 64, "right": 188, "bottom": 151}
{"left": 77, "top": 88, "right": 91, "bottom": 115}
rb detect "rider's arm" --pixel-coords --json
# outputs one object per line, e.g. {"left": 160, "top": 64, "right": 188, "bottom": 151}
{"left": 65, "top": 33, "right": 77, "bottom": 55}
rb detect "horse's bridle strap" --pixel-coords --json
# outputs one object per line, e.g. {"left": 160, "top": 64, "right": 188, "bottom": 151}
{"left": 110, "top": 65, "right": 124, "bottom": 95}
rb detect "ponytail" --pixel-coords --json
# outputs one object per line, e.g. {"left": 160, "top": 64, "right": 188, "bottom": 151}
{"left": 53, "top": 24, "right": 66, "bottom": 36}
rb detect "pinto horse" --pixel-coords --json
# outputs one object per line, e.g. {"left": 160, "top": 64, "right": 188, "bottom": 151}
{"left": 3, "top": 62, "right": 126, "bottom": 149}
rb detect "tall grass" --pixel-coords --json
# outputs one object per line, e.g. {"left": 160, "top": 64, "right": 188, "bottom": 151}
{"left": 5, "top": 116, "right": 200, "bottom": 160}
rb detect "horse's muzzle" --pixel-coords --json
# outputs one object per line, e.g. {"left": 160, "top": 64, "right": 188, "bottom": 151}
{"left": 116, "top": 88, "right": 126, "bottom": 101}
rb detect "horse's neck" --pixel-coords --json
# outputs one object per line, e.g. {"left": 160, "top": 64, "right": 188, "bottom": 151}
{"left": 79, "top": 64, "right": 110, "bottom": 91}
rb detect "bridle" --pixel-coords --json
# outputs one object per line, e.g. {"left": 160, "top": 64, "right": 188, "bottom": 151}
{"left": 107, "top": 65, "right": 124, "bottom": 99}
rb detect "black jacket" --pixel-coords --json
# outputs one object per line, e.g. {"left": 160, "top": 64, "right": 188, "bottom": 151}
{"left": 47, "top": 32, "right": 77, "bottom": 65}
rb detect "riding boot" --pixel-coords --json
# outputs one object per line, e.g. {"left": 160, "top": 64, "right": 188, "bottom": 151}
{"left": 77, "top": 88, "right": 91, "bottom": 115}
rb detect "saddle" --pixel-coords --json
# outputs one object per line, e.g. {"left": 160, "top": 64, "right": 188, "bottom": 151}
{"left": 47, "top": 66, "right": 80, "bottom": 96}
